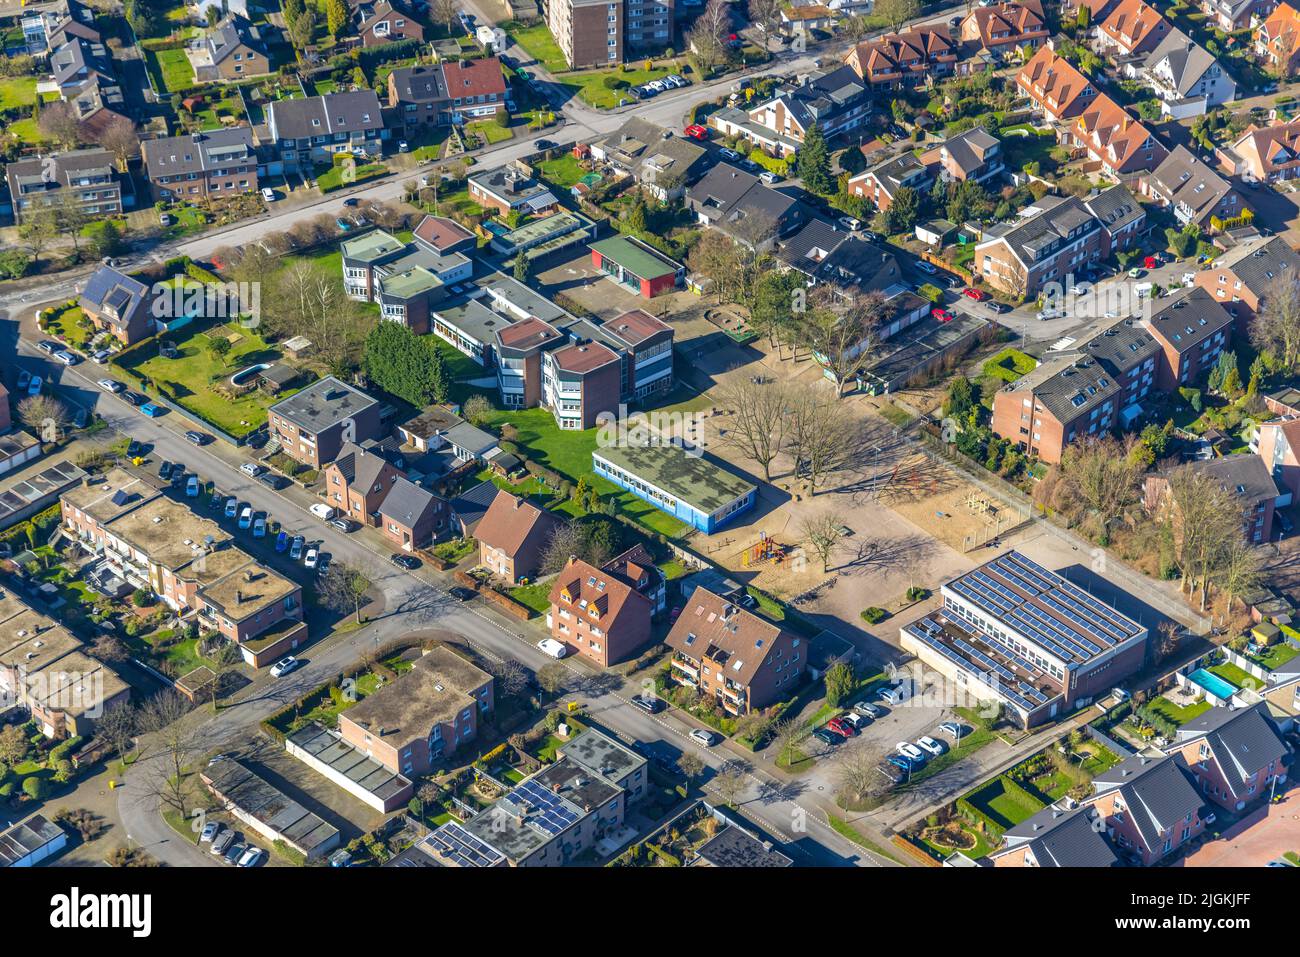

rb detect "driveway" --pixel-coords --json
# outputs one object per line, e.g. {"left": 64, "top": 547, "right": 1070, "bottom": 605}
{"left": 1181, "top": 787, "right": 1300, "bottom": 867}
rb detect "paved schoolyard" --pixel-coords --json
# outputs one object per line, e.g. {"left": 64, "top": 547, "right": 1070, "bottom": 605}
{"left": 1182, "top": 786, "right": 1300, "bottom": 867}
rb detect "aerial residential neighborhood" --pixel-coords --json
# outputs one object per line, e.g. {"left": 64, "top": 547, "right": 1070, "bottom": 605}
{"left": 0, "top": 0, "right": 1297, "bottom": 928}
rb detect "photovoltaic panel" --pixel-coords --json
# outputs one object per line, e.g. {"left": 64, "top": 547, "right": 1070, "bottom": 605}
{"left": 427, "top": 823, "right": 504, "bottom": 867}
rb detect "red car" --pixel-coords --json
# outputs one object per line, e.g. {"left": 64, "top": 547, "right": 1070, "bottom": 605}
{"left": 683, "top": 124, "right": 708, "bottom": 141}
{"left": 931, "top": 307, "right": 954, "bottom": 322}
{"left": 1143, "top": 255, "right": 1159, "bottom": 269}
{"left": 827, "top": 717, "right": 856, "bottom": 737}
{"left": 962, "top": 287, "right": 987, "bottom": 301}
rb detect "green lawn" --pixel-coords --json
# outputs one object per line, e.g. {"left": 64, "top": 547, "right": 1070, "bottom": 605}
{"left": 982, "top": 347, "right": 1038, "bottom": 384}
{"left": 1146, "top": 694, "right": 1213, "bottom": 726}
{"left": 318, "top": 161, "right": 387, "bottom": 192}
{"left": 44, "top": 306, "right": 95, "bottom": 352}
{"left": 145, "top": 47, "right": 196, "bottom": 94}
{"left": 114, "top": 318, "right": 290, "bottom": 438}
{"left": 0, "top": 75, "right": 37, "bottom": 111}
{"left": 556, "top": 67, "right": 675, "bottom": 109}
{"left": 507, "top": 22, "right": 570, "bottom": 72}
{"left": 1208, "top": 660, "right": 1257, "bottom": 691}
{"left": 508, "top": 580, "right": 553, "bottom": 615}
{"left": 484, "top": 406, "right": 692, "bottom": 539}
{"left": 966, "top": 777, "right": 1045, "bottom": 830}
{"left": 432, "top": 536, "right": 476, "bottom": 563}
{"left": 1249, "top": 641, "right": 1299, "bottom": 671}
{"left": 465, "top": 120, "right": 514, "bottom": 146}
{"left": 537, "top": 153, "right": 586, "bottom": 189}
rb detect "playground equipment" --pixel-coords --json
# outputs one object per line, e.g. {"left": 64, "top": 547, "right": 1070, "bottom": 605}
{"left": 742, "top": 532, "right": 789, "bottom": 567}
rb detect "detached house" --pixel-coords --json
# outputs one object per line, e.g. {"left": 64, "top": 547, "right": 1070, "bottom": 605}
{"left": 1138, "top": 28, "right": 1235, "bottom": 117}
{"left": 686, "top": 164, "right": 809, "bottom": 249}
{"left": 354, "top": 0, "right": 424, "bottom": 46}
{"left": 1258, "top": 2, "right": 1300, "bottom": 76}
{"left": 1087, "top": 755, "right": 1207, "bottom": 865}
{"left": 664, "top": 585, "right": 807, "bottom": 713}
{"left": 190, "top": 15, "right": 270, "bottom": 82}
{"left": 78, "top": 265, "right": 153, "bottom": 346}
{"left": 847, "top": 151, "right": 933, "bottom": 211}
{"left": 1218, "top": 119, "right": 1300, "bottom": 183}
{"left": 467, "top": 164, "right": 558, "bottom": 217}
{"left": 1141, "top": 145, "right": 1243, "bottom": 229}
{"left": 1162, "top": 704, "right": 1289, "bottom": 811}
{"left": 546, "top": 557, "right": 653, "bottom": 667}
{"left": 321, "top": 440, "right": 402, "bottom": 527}
{"left": 959, "top": 0, "right": 1050, "bottom": 59}
{"left": 930, "top": 127, "right": 1004, "bottom": 183}
{"left": 1095, "top": 0, "right": 1171, "bottom": 57}
{"left": 474, "top": 490, "right": 564, "bottom": 585}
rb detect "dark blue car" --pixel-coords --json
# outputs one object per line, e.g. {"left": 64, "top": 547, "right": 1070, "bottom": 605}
{"left": 275, "top": 531, "right": 289, "bottom": 553}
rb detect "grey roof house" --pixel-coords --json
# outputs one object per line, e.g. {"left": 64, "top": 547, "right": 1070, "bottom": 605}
{"left": 78, "top": 265, "right": 153, "bottom": 345}
{"left": 1142, "top": 145, "right": 1242, "bottom": 228}
{"left": 266, "top": 91, "right": 385, "bottom": 172}
{"left": 686, "top": 164, "right": 808, "bottom": 250}
{"left": 5, "top": 148, "right": 123, "bottom": 226}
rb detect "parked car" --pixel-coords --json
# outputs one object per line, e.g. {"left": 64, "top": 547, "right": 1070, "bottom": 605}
{"left": 827, "top": 717, "right": 856, "bottom": 737}
{"left": 897, "top": 741, "right": 926, "bottom": 763}
{"left": 984, "top": 300, "right": 1009, "bottom": 314}
{"left": 887, "top": 754, "right": 917, "bottom": 773}
{"left": 200, "top": 822, "right": 224, "bottom": 843}
{"left": 252, "top": 514, "right": 267, "bottom": 538}
{"left": 26, "top": 375, "right": 42, "bottom": 397}
{"left": 932, "top": 307, "right": 954, "bottom": 322}
{"left": 304, "top": 547, "right": 319, "bottom": 569}
{"left": 289, "top": 536, "right": 305, "bottom": 560}
{"left": 185, "top": 476, "right": 200, "bottom": 498}
{"left": 398, "top": 140, "right": 409, "bottom": 153}
{"left": 842, "top": 711, "right": 869, "bottom": 730}
{"left": 37, "top": 340, "right": 58, "bottom": 354}
{"left": 240, "top": 462, "right": 265, "bottom": 477}
{"left": 759, "top": 170, "right": 781, "bottom": 185}
{"left": 838, "top": 216, "right": 861, "bottom": 232}
{"left": 16, "top": 370, "right": 30, "bottom": 391}
{"left": 631, "top": 694, "right": 664, "bottom": 714}
{"left": 258, "top": 472, "right": 289, "bottom": 491}
{"left": 185, "top": 430, "right": 212, "bottom": 446}
{"left": 126, "top": 440, "right": 143, "bottom": 458}
{"left": 270, "top": 656, "right": 300, "bottom": 678}
{"left": 238, "top": 846, "right": 265, "bottom": 868}
{"left": 309, "top": 503, "right": 337, "bottom": 521}
{"left": 1127, "top": 267, "right": 1145, "bottom": 279}
{"left": 328, "top": 517, "right": 356, "bottom": 532}
{"left": 275, "top": 530, "right": 289, "bottom": 553}
{"left": 121, "top": 391, "right": 145, "bottom": 407}
{"left": 917, "top": 735, "right": 945, "bottom": 757}
{"left": 223, "top": 841, "right": 246, "bottom": 865}
{"left": 878, "top": 761, "right": 906, "bottom": 784}
{"left": 962, "top": 287, "right": 988, "bottom": 301}
{"left": 938, "top": 722, "right": 964, "bottom": 741}
{"left": 915, "top": 260, "right": 938, "bottom": 275}
{"left": 211, "top": 830, "right": 236, "bottom": 856}
{"left": 238, "top": 505, "right": 253, "bottom": 530}
{"left": 449, "top": 586, "right": 475, "bottom": 602}
{"left": 97, "top": 378, "right": 124, "bottom": 393}
{"left": 389, "top": 553, "right": 420, "bottom": 570}
{"left": 689, "top": 728, "right": 717, "bottom": 747}
{"left": 879, "top": 682, "right": 910, "bottom": 705}
{"left": 261, "top": 187, "right": 276, "bottom": 202}
{"left": 684, "top": 124, "right": 708, "bottom": 140}
{"left": 811, "top": 727, "right": 841, "bottom": 745}
{"left": 53, "top": 350, "right": 78, "bottom": 365}
{"left": 158, "top": 461, "right": 174, "bottom": 480}
{"left": 854, "top": 701, "right": 883, "bottom": 719}
{"left": 719, "top": 148, "right": 741, "bottom": 161}
{"left": 140, "top": 402, "right": 165, "bottom": 417}
{"left": 536, "top": 637, "right": 567, "bottom": 659}
{"left": 224, "top": 497, "right": 238, "bottom": 518}
{"left": 342, "top": 197, "right": 359, "bottom": 207}
{"left": 170, "top": 467, "right": 186, "bottom": 488}
{"left": 535, "top": 138, "right": 556, "bottom": 150}
{"left": 93, "top": 350, "right": 113, "bottom": 366}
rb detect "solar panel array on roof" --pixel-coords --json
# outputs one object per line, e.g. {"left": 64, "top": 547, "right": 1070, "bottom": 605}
{"left": 908, "top": 626, "right": 1043, "bottom": 714}
{"left": 426, "top": 822, "right": 505, "bottom": 867}
{"left": 513, "top": 779, "right": 580, "bottom": 836}
{"left": 0, "top": 461, "right": 87, "bottom": 523}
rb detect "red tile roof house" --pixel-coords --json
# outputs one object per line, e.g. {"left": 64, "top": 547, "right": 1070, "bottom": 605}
{"left": 321, "top": 440, "right": 402, "bottom": 527}
{"left": 1095, "top": 0, "right": 1172, "bottom": 57}
{"left": 1161, "top": 704, "right": 1290, "bottom": 811}
{"left": 337, "top": 645, "right": 494, "bottom": 775}
{"left": 379, "top": 477, "right": 448, "bottom": 551}
{"left": 958, "top": 0, "right": 1050, "bottom": 59}
{"left": 843, "top": 26, "right": 967, "bottom": 89}
{"left": 439, "top": 56, "right": 509, "bottom": 124}
{"left": 1085, "top": 754, "right": 1209, "bottom": 865}
{"left": 602, "top": 543, "right": 668, "bottom": 616}
{"left": 547, "top": 557, "right": 652, "bottom": 667}
{"left": 663, "top": 585, "right": 807, "bottom": 714}
{"left": 474, "top": 489, "right": 565, "bottom": 585}
{"left": 353, "top": 0, "right": 424, "bottom": 47}
{"left": 1217, "top": 119, "right": 1300, "bottom": 183}
{"left": 1257, "top": 2, "right": 1300, "bottom": 76}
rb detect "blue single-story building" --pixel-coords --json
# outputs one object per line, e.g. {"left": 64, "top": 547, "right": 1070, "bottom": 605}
{"left": 593, "top": 443, "right": 756, "bottom": 534}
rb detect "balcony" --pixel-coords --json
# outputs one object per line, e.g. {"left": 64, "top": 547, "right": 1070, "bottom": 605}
{"left": 670, "top": 656, "right": 699, "bottom": 679}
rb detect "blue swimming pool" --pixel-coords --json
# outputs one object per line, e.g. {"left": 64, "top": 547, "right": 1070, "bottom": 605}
{"left": 1188, "top": 668, "right": 1238, "bottom": 700}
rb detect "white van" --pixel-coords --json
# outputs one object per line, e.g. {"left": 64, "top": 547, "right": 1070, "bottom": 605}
{"left": 309, "top": 503, "right": 337, "bottom": 521}
{"left": 537, "top": 638, "right": 568, "bottom": 659}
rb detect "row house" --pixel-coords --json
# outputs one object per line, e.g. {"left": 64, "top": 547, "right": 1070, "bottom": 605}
{"left": 1198, "top": 0, "right": 1276, "bottom": 31}
{"left": 4, "top": 149, "right": 122, "bottom": 226}
{"left": 842, "top": 26, "right": 965, "bottom": 89}
{"left": 1017, "top": 43, "right": 1102, "bottom": 121}
{"left": 1162, "top": 704, "right": 1289, "bottom": 811}
{"left": 685, "top": 164, "right": 809, "bottom": 250}
{"left": 378, "top": 477, "right": 448, "bottom": 552}
{"left": 386, "top": 57, "right": 508, "bottom": 131}
{"left": 959, "top": 0, "right": 1050, "bottom": 59}
{"left": 716, "top": 66, "right": 870, "bottom": 157}
{"left": 663, "top": 585, "right": 807, "bottom": 714}
{"left": 142, "top": 128, "right": 259, "bottom": 203}
{"left": 1144, "top": 285, "right": 1234, "bottom": 390}
{"left": 20, "top": 0, "right": 99, "bottom": 54}
{"left": 990, "top": 806, "right": 1118, "bottom": 866}
{"left": 1086, "top": 755, "right": 1208, "bottom": 865}
{"left": 48, "top": 35, "right": 114, "bottom": 96}
{"left": 265, "top": 90, "right": 385, "bottom": 173}
{"left": 321, "top": 440, "right": 403, "bottom": 527}
{"left": 973, "top": 186, "right": 1145, "bottom": 300}
{"left": 1095, "top": 0, "right": 1170, "bottom": 57}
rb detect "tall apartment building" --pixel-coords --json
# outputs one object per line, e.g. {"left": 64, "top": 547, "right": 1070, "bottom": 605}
{"left": 550, "top": 0, "right": 672, "bottom": 67}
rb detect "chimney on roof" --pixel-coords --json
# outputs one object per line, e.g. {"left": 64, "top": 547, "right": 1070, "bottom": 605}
{"left": 235, "top": 589, "right": 244, "bottom": 604}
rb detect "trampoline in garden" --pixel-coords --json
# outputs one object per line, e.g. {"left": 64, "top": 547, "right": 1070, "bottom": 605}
{"left": 578, "top": 172, "right": 604, "bottom": 188}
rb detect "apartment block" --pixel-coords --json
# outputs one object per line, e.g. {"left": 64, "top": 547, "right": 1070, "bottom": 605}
{"left": 546, "top": 556, "right": 652, "bottom": 667}
{"left": 142, "top": 128, "right": 259, "bottom": 203}
{"left": 4, "top": 149, "right": 122, "bottom": 225}
{"left": 548, "top": 0, "right": 624, "bottom": 68}
{"left": 267, "top": 376, "right": 383, "bottom": 470}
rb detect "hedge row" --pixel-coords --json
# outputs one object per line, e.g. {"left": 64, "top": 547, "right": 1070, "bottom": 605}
{"left": 955, "top": 797, "right": 1006, "bottom": 842}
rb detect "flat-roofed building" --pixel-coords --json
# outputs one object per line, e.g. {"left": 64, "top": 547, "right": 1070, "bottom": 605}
{"left": 901, "top": 550, "right": 1148, "bottom": 727}
{"left": 593, "top": 442, "right": 757, "bottom": 533}
{"left": 268, "top": 376, "right": 383, "bottom": 469}
{"left": 338, "top": 644, "right": 493, "bottom": 775}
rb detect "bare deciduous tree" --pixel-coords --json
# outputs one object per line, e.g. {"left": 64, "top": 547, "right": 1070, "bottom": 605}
{"left": 537, "top": 662, "right": 568, "bottom": 698}
{"left": 835, "top": 741, "right": 890, "bottom": 806}
{"left": 540, "top": 523, "right": 584, "bottom": 575}
{"left": 136, "top": 691, "right": 199, "bottom": 817}
{"left": 801, "top": 288, "right": 888, "bottom": 398}
{"left": 716, "top": 379, "right": 789, "bottom": 481}
{"left": 95, "top": 702, "right": 140, "bottom": 762}
{"left": 100, "top": 116, "right": 140, "bottom": 172}
{"left": 800, "top": 512, "right": 843, "bottom": 572}
{"left": 1054, "top": 435, "right": 1144, "bottom": 544}
{"left": 688, "top": 0, "right": 731, "bottom": 70}
{"left": 712, "top": 762, "right": 748, "bottom": 807}
{"left": 38, "top": 101, "right": 82, "bottom": 150}
{"left": 489, "top": 658, "right": 530, "bottom": 698}
{"left": 317, "top": 562, "right": 373, "bottom": 623}
{"left": 788, "top": 391, "right": 858, "bottom": 495}
{"left": 1254, "top": 269, "right": 1300, "bottom": 373}
{"left": 18, "top": 394, "right": 68, "bottom": 440}
{"left": 748, "top": 0, "right": 784, "bottom": 40}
